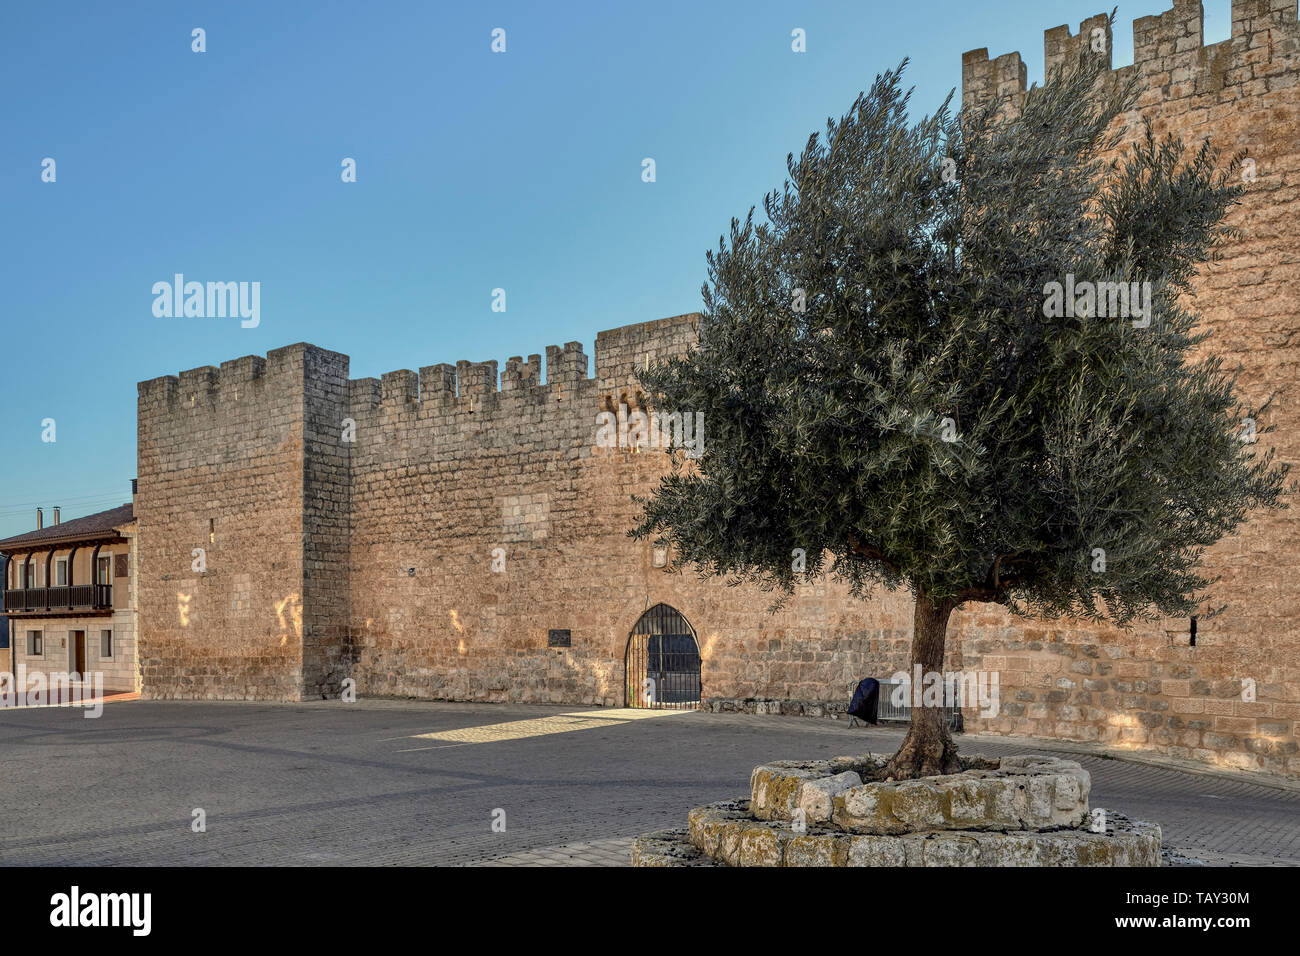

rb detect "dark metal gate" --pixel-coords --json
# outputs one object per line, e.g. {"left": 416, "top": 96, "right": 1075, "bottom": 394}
{"left": 625, "top": 604, "right": 702, "bottom": 709}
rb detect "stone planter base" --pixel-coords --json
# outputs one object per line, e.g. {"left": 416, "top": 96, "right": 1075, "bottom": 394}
{"left": 630, "top": 829, "right": 721, "bottom": 867}
{"left": 682, "top": 799, "right": 1160, "bottom": 867}
{"left": 632, "top": 753, "right": 1162, "bottom": 867}
{"left": 751, "top": 753, "right": 1091, "bottom": 832}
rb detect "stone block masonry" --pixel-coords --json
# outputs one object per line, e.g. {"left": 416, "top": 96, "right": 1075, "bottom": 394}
{"left": 133, "top": 3, "right": 1300, "bottom": 778}
{"left": 136, "top": 317, "right": 912, "bottom": 709}
{"left": 137, "top": 345, "right": 349, "bottom": 700}
{"left": 341, "top": 314, "right": 908, "bottom": 708}
{"left": 956, "top": 1, "right": 1300, "bottom": 776}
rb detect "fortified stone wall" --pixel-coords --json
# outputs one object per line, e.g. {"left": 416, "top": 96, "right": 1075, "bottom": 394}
{"left": 957, "top": 0, "right": 1300, "bottom": 774}
{"left": 301, "top": 348, "right": 353, "bottom": 699}
{"left": 133, "top": 0, "right": 1299, "bottom": 778}
{"left": 344, "top": 315, "right": 914, "bottom": 707}
{"left": 136, "top": 345, "right": 350, "bottom": 699}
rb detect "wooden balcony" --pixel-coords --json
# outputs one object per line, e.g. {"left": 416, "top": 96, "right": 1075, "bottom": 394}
{"left": 2, "top": 584, "right": 113, "bottom": 614}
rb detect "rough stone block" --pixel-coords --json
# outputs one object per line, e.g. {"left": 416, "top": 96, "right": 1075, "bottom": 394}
{"left": 630, "top": 829, "right": 721, "bottom": 867}
{"left": 832, "top": 754, "right": 1091, "bottom": 834}
{"left": 664, "top": 799, "right": 1161, "bottom": 867}
{"left": 796, "top": 770, "right": 864, "bottom": 824}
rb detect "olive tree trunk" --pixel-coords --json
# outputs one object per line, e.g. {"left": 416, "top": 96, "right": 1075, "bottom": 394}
{"left": 883, "top": 592, "right": 962, "bottom": 779}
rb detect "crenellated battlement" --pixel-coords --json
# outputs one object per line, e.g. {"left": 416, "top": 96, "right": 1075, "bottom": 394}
{"left": 137, "top": 343, "right": 349, "bottom": 411}
{"left": 1045, "top": 12, "right": 1113, "bottom": 75}
{"left": 963, "top": 1, "right": 1300, "bottom": 110}
{"left": 380, "top": 368, "right": 418, "bottom": 406}
{"left": 139, "top": 313, "right": 701, "bottom": 482}
{"left": 507, "top": 355, "right": 541, "bottom": 388}
{"left": 219, "top": 354, "right": 266, "bottom": 385}
{"left": 338, "top": 314, "right": 699, "bottom": 425}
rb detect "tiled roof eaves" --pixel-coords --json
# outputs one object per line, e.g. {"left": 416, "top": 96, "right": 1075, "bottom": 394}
{"left": 0, "top": 504, "right": 135, "bottom": 551}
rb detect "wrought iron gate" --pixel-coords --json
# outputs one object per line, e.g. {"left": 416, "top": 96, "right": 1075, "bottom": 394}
{"left": 625, "top": 604, "right": 702, "bottom": 709}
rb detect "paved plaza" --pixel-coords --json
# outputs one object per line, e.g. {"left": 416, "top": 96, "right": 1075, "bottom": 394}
{"left": 0, "top": 699, "right": 1296, "bottom": 866}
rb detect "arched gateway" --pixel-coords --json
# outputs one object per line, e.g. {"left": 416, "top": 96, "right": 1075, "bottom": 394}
{"left": 624, "top": 604, "right": 702, "bottom": 710}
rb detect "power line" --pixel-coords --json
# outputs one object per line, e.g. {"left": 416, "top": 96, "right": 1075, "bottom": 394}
{"left": 0, "top": 488, "right": 131, "bottom": 511}
{"left": 0, "top": 500, "right": 129, "bottom": 518}
{"left": 0, "top": 494, "right": 131, "bottom": 520}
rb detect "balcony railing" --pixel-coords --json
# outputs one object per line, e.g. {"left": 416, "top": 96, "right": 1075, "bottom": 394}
{"left": 1, "top": 584, "right": 112, "bottom": 613}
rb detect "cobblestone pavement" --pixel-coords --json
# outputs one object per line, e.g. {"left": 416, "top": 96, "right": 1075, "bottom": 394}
{"left": 0, "top": 699, "right": 1295, "bottom": 866}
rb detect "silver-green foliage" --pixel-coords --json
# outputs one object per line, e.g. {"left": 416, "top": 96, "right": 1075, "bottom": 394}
{"left": 632, "top": 42, "right": 1290, "bottom": 627}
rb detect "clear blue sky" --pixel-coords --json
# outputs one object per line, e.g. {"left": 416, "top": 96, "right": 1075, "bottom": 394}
{"left": 0, "top": 0, "right": 1232, "bottom": 538}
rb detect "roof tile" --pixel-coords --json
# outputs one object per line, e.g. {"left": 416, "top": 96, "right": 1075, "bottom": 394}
{"left": 0, "top": 503, "right": 134, "bottom": 550}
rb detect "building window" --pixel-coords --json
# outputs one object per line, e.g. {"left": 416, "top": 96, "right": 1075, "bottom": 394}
{"left": 97, "top": 556, "right": 111, "bottom": 585}
{"left": 27, "top": 630, "right": 43, "bottom": 656}
{"left": 55, "top": 558, "right": 68, "bottom": 587}
{"left": 100, "top": 629, "right": 113, "bottom": 659}
{"left": 23, "top": 562, "right": 33, "bottom": 589}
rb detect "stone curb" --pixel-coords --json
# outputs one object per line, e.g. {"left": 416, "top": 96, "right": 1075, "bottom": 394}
{"left": 678, "top": 800, "right": 1161, "bottom": 867}
{"left": 630, "top": 828, "right": 722, "bottom": 867}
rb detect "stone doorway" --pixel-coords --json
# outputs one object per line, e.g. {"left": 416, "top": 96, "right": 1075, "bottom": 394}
{"left": 624, "top": 604, "right": 702, "bottom": 709}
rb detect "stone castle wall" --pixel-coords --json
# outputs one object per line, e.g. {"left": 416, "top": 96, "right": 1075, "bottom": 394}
{"left": 957, "top": 0, "right": 1300, "bottom": 773}
{"left": 137, "top": 347, "right": 322, "bottom": 699}
{"left": 133, "top": 1, "right": 1299, "bottom": 777}
{"left": 342, "top": 315, "right": 913, "bottom": 706}
{"left": 135, "top": 319, "right": 913, "bottom": 709}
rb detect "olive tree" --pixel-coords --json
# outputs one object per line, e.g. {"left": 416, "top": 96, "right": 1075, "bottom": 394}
{"left": 631, "top": 39, "right": 1290, "bottom": 777}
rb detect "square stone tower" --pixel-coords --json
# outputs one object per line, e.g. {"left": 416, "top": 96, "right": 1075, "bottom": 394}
{"left": 136, "top": 343, "right": 351, "bottom": 699}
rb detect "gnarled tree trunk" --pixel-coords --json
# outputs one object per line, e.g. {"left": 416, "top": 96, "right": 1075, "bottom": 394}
{"left": 884, "top": 591, "right": 961, "bottom": 779}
